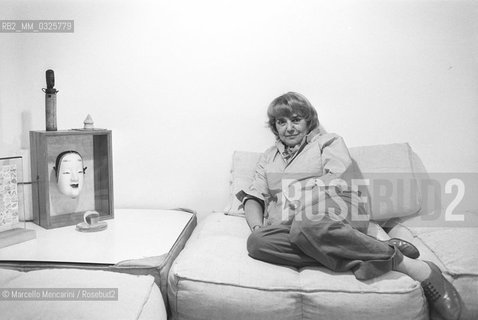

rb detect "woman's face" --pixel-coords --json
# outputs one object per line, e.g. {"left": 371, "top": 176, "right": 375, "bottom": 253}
{"left": 275, "top": 114, "right": 308, "bottom": 147}
{"left": 57, "top": 153, "right": 84, "bottom": 198}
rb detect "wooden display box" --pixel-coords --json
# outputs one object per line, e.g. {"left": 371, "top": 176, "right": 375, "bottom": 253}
{"left": 30, "top": 130, "right": 114, "bottom": 229}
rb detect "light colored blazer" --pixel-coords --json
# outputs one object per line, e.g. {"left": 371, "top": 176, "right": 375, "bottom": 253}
{"left": 239, "top": 130, "right": 367, "bottom": 226}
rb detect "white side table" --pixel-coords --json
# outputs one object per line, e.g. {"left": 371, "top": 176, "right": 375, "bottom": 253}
{"left": 0, "top": 208, "right": 197, "bottom": 307}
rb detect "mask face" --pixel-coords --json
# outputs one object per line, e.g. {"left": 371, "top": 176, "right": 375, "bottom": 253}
{"left": 56, "top": 152, "right": 85, "bottom": 198}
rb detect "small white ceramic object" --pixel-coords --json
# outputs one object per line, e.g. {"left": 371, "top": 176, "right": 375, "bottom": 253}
{"left": 83, "top": 114, "right": 94, "bottom": 129}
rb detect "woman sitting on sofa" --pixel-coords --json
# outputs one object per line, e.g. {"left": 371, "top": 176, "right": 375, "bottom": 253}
{"left": 238, "top": 92, "right": 463, "bottom": 320}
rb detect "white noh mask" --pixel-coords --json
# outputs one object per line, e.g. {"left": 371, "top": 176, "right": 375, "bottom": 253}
{"left": 55, "top": 152, "right": 86, "bottom": 199}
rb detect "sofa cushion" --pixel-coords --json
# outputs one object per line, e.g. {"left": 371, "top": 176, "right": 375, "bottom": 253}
{"left": 168, "top": 212, "right": 427, "bottom": 320}
{"left": 225, "top": 143, "right": 422, "bottom": 221}
{"left": 225, "top": 151, "right": 262, "bottom": 216}
{"left": 388, "top": 216, "right": 478, "bottom": 319}
{"left": 0, "top": 268, "right": 166, "bottom": 320}
{"left": 349, "top": 143, "right": 422, "bottom": 221}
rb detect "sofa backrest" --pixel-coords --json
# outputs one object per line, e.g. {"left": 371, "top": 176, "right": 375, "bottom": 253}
{"left": 348, "top": 143, "right": 423, "bottom": 221}
{"left": 226, "top": 143, "right": 425, "bottom": 222}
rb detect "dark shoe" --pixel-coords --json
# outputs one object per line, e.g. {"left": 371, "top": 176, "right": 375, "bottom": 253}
{"left": 421, "top": 261, "right": 463, "bottom": 320}
{"left": 387, "top": 238, "right": 420, "bottom": 259}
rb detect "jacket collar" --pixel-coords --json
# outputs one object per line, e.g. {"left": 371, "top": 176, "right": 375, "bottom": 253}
{"left": 274, "top": 128, "right": 321, "bottom": 159}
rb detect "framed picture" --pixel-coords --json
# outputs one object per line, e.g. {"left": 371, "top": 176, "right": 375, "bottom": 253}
{"left": 0, "top": 156, "right": 36, "bottom": 248}
{"left": 0, "top": 156, "right": 23, "bottom": 232}
{"left": 30, "top": 129, "right": 114, "bottom": 229}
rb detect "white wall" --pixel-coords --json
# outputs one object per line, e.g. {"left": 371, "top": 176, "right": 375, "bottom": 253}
{"left": 1, "top": 0, "right": 477, "bottom": 218}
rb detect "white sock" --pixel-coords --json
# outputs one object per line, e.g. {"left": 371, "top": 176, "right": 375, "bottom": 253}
{"left": 393, "top": 257, "right": 432, "bottom": 282}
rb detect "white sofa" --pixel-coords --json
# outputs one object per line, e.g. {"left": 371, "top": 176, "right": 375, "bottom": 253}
{"left": 168, "top": 143, "right": 477, "bottom": 320}
{"left": 0, "top": 268, "right": 166, "bottom": 320}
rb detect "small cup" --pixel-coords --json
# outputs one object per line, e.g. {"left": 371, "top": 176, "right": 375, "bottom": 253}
{"left": 84, "top": 211, "right": 100, "bottom": 225}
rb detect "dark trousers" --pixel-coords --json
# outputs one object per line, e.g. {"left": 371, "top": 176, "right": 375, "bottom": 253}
{"left": 247, "top": 192, "right": 403, "bottom": 280}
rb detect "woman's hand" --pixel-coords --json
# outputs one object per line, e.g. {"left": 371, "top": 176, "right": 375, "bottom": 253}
{"left": 280, "top": 191, "right": 303, "bottom": 225}
{"left": 251, "top": 225, "right": 262, "bottom": 231}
